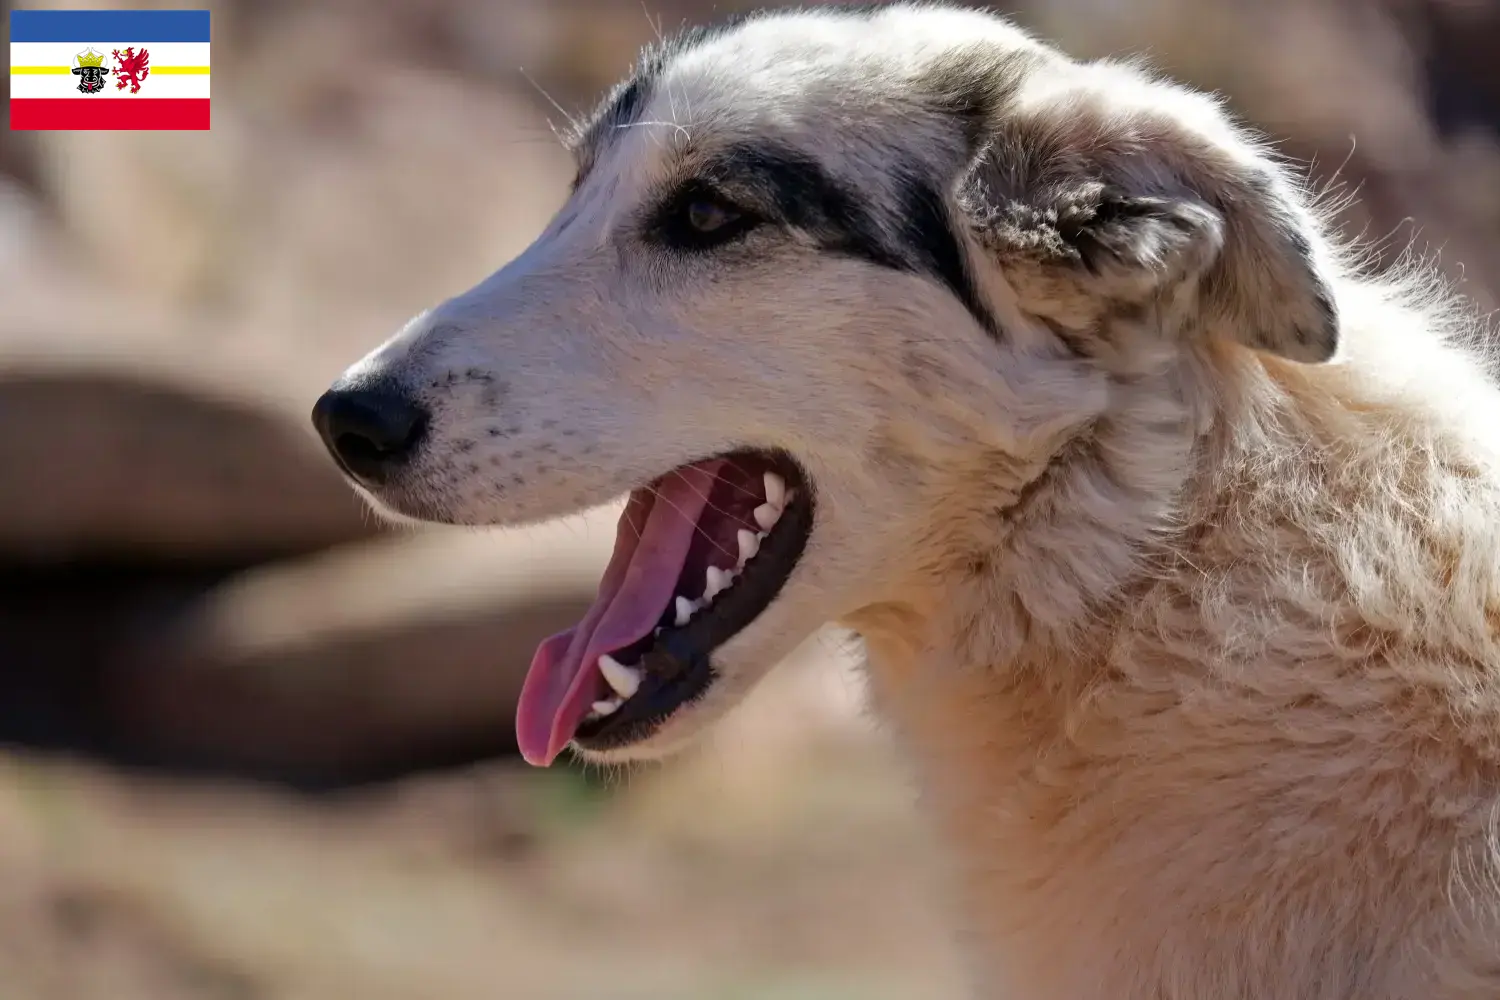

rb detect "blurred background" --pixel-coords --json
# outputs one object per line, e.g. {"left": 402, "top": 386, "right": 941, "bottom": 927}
{"left": 0, "top": 0, "right": 1497, "bottom": 996}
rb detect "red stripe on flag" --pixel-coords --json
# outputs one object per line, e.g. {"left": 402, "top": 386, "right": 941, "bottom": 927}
{"left": 10, "top": 98, "right": 211, "bottom": 131}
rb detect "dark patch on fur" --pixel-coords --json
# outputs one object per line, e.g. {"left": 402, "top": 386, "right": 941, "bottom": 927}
{"left": 647, "top": 138, "right": 1000, "bottom": 335}
{"left": 570, "top": 77, "right": 646, "bottom": 191}
{"left": 566, "top": 3, "right": 1028, "bottom": 338}
{"left": 1281, "top": 224, "right": 1312, "bottom": 262}
{"left": 1309, "top": 289, "right": 1338, "bottom": 338}
{"left": 892, "top": 172, "right": 998, "bottom": 336}
{"left": 608, "top": 77, "right": 647, "bottom": 128}
{"left": 645, "top": 139, "right": 900, "bottom": 265}
{"left": 712, "top": 142, "right": 874, "bottom": 234}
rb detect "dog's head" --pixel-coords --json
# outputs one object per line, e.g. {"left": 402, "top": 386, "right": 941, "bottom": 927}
{"left": 313, "top": 3, "right": 1341, "bottom": 767}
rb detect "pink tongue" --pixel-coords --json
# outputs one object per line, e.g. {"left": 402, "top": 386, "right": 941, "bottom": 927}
{"left": 515, "top": 461, "right": 725, "bottom": 766}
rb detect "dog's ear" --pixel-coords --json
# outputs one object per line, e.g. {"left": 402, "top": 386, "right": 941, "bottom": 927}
{"left": 948, "top": 67, "right": 1341, "bottom": 364}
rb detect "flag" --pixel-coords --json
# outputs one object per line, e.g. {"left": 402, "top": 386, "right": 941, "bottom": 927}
{"left": 9, "top": 10, "right": 210, "bottom": 131}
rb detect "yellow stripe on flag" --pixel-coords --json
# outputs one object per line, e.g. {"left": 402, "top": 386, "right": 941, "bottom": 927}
{"left": 9, "top": 65, "right": 209, "bottom": 75}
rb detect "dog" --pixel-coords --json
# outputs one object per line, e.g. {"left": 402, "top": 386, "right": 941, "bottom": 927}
{"left": 312, "top": 4, "right": 1500, "bottom": 996}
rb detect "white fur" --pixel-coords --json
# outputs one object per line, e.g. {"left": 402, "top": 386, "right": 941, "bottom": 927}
{"left": 328, "top": 5, "right": 1500, "bottom": 996}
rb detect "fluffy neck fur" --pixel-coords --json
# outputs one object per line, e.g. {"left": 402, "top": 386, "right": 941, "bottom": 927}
{"left": 847, "top": 266, "right": 1500, "bottom": 998}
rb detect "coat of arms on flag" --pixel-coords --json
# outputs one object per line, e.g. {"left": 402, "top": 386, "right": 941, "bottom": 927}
{"left": 9, "top": 10, "right": 210, "bottom": 130}
{"left": 69, "top": 47, "right": 110, "bottom": 94}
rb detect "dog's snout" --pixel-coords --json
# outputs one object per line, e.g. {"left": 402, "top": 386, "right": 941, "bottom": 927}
{"left": 311, "top": 381, "right": 429, "bottom": 485}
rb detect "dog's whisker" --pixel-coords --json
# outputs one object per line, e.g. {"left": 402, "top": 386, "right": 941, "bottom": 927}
{"left": 660, "top": 466, "right": 764, "bottom": 522}
{"left": 642, "top": 485, "right": 739, "bottom": 564}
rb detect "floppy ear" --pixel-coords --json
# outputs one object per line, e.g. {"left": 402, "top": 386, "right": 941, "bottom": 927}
{"left": 954, "top": 83, "right": 1341, "bottom": 364}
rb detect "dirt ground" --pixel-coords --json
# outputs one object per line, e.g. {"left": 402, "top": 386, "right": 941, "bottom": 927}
{"left": 0, "top": 655, "right": 967, "bottom": 1000}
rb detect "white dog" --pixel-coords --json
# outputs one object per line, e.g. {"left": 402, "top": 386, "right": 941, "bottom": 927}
{"left": 314, "top": 4, "right": 1500, "bottom": 996}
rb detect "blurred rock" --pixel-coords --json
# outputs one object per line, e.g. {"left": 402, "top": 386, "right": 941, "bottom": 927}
{"left": 0, "top": 366, "right": 374, "bottom": 564}
{"left": 0, "top": 561, "right": 226, "bottom": 762}
{"left": 101, "top": 511, "right": 620, "bottom": 785}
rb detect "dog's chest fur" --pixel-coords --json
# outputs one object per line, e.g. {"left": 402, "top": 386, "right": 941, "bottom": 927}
{"left": 858, "top": 589, "right": 1487, "bottom": 999}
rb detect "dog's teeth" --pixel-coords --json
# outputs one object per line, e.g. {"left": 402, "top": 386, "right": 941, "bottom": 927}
{"left": 674, "top": 595, "right": 697, "bottom": 626}
{"left": 763, "top": 471, "right": 786, "bottom": 508}
{"left": 753, "top": 503, "right": 781, "bottom": 532}
{"left": 598, "top": 654, "right": 641, "bottom": 698}
{"left": 590, "top": 698, "right": 622, "bottom": 718}
{"left": 704, "top": 565, "right": 730, "bottom": 600}
{"left": 704, "top": 565, "right": 731, "bottom": 601}
{"left": 736, "top": 528, "right": 761, "bottom": 566}
{"left": 783, "top": 488, "right": 797, "bottom": 506}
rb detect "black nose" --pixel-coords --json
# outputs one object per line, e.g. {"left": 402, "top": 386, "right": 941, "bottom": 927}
{"left": 311, "top": 381, "right": 429, "bottom": 484}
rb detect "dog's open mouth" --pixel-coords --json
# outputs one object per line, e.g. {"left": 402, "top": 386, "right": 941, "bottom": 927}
{"left": 515, "top": 450, "right": 813, "bottom": 765}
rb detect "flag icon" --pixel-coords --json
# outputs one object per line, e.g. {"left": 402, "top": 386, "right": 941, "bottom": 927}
{"left": 9, "top": 10, "right": 210, "bottom": 131}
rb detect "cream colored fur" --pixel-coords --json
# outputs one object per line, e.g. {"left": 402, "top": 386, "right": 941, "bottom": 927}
{"left": 327, "top": 5, "right": 1500, "bottom": 996}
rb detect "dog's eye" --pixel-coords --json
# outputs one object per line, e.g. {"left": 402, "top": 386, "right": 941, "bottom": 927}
{"left": 650, "top": 188, "right": 760, "bottom": 250}
{"left": 686, "top": 198, "right": 739, "bottom": 233}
